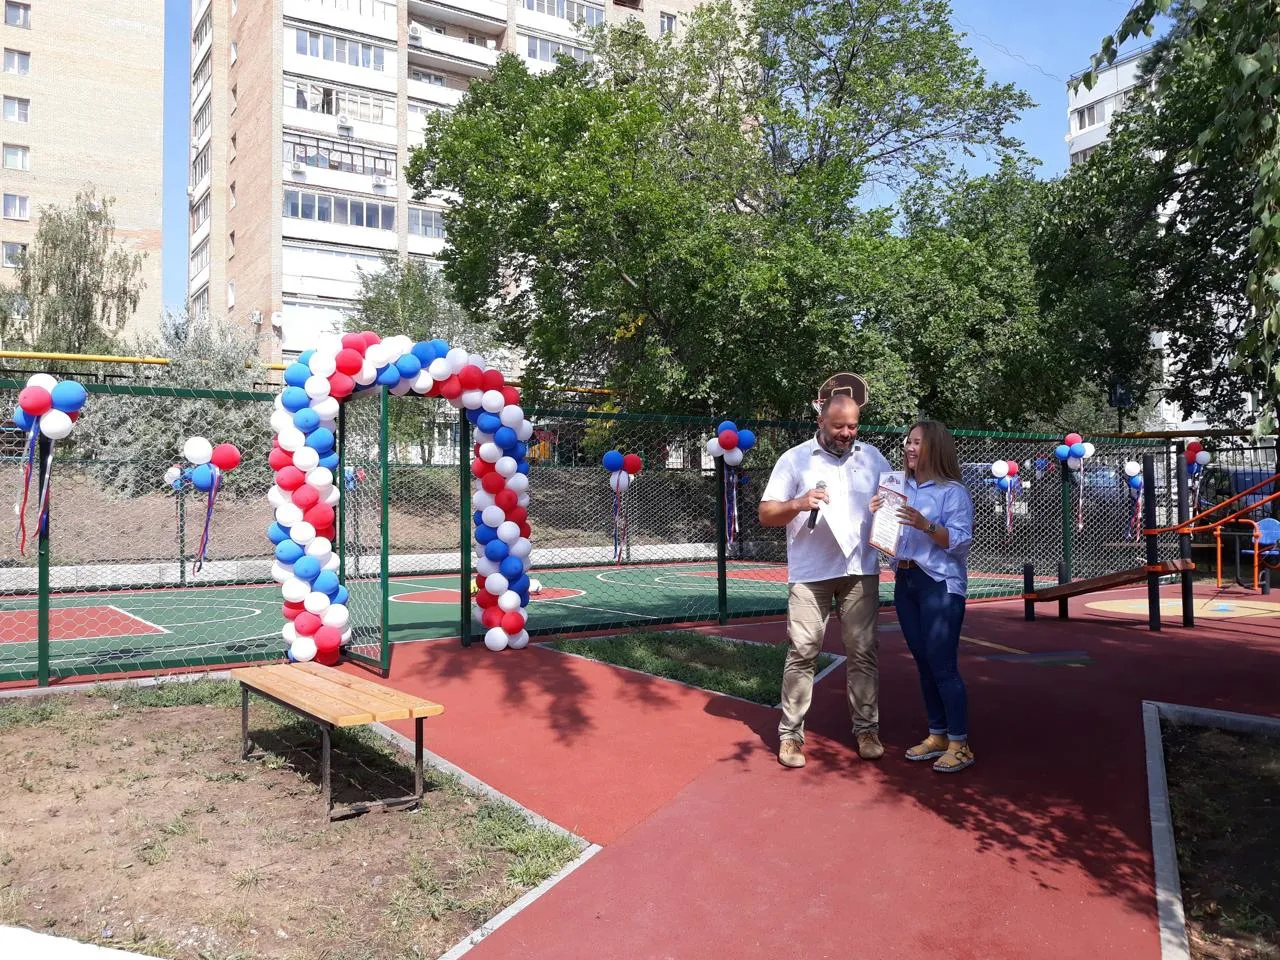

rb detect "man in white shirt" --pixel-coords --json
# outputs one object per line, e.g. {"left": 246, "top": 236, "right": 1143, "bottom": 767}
{"left": 759, "top": 394, "right": 891, "bottom": 768}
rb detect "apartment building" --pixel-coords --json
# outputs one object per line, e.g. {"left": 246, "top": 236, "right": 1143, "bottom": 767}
{"left": 190, "top": 0, "right": 699, "bottom": 363}
{"left": 1, "top": 0, "right": 164, "bottom": 341}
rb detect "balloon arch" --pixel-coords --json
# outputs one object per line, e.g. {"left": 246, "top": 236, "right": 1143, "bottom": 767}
{"left": 266, "top": 331, "right": 534, "bottom": 665}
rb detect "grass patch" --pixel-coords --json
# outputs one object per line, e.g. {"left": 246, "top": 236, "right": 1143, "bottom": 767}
{"left": 1163, "top": 722, "right": 1280, "bottom": 959}
{"left": 545, "top": 630, "right": 834, "bottom": 705}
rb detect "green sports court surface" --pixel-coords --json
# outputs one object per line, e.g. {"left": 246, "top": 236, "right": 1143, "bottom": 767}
{"left": 0, "top": 561, "right": 1031, "bottom": 681}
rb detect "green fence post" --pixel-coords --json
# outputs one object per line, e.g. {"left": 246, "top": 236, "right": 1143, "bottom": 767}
{"left": 1060, "top": 462, "right": 1074, "bottom": 582}
{"left": 716, "top": 456, "right": 728, "bottom": 625}
{"left": 36, "top": 432, "right": 50, "bottom": 687}
{"left": 459, "top": 407, "right": 473, "bottom": 646}
{"left": 379, "top": 387, "right": 391, "bottom": 674}
{"left": 177, "top": 486, "right": 187, "bottom": 588}
{"left": 337, "top": 401, "right": 346, "bottom": 588}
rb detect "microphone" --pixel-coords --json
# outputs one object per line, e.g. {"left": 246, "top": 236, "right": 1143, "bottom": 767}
{"left": 807, "top": 480, "right": 827, "bottom": 530}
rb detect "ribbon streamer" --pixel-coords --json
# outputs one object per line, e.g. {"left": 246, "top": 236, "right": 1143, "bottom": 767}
{"left": 1129, "top": 490, "right": 1142, "bottom": 542}
{"left": 725, "top": 466, "right": 740, "bottom": 547}
{"left": 13, "top": 426, "right": 36, "bottom": 553}
{"left": 193, "top": 465, "right": 222, "bottom": 573}
{"left": 611, "top": 484, "right": 629, "bottom": 564}
{"left": 1076, "top": 469, "right": 1085, "bottom": 533}
{"left": 1004, "top": 486, "right": 1014, "bottom": 537}
{"left": 29, "top": 437, "right": 56, "bottom": 552}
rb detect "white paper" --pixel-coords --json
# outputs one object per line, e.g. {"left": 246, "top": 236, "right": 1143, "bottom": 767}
{"left": 870, "top": 477, "right": 908, "bottom": 557}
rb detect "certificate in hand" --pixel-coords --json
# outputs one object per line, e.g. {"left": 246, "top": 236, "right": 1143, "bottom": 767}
{"left": 870, "top": 473, "right": 908, "bottom": 557}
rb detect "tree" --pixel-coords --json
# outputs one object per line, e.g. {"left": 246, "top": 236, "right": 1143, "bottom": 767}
{"left": 406, "top": 0, "right": 1029, "bottom": 421}
{"left": 0, "top": 188, "right": 146, "bottom": 353}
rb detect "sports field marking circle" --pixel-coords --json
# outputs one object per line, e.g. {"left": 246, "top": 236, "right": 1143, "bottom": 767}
{"left": 392, "top": 587, "right": 585, "bottom": 604}
{"left": 110, "top": 601, "right": 266, "bottom": 626}
{"left": 1085, "top": 597, "right": 1280, "bottom": 619}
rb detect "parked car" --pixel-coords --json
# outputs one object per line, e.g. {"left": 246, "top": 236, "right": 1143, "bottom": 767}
{"left": 961, "top": 462, "right": 1031, "bottom": 531}
{"left": 1196, "top": 465, "right": 1277, "bottom": 521}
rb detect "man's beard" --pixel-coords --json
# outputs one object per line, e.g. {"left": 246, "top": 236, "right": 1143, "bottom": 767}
{"left": 820, "top": 430, "right": 853, "bottom": 455}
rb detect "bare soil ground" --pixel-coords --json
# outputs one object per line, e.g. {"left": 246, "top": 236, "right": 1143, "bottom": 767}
{"left": 0, "top": 681, "right": 582, "bottom": 960}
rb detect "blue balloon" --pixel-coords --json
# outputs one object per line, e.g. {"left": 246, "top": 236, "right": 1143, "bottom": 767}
{"left": 716, "top": 420, "right": 737, "bottom": 434}
{"left": 281, "top": 387, "right": 310, "bottom": 412}
{"left": 602, "top": 450, "right": 624, "bottom": 472}
{"left": 475, "top": 524, "right": 497, "bottom": 545}
{"left": 298, "top": 350, "right": 316, "bottom": 365}
{"left": 1054, "top": 444, "right": 1071, "bottom": 460}
{"left": 268, "top": 522, "right": 290, "bottom": 544}
{"left": 13, "top": 407, "right": 34, "bottom": 431}
{"left": 1128, "top": 475, "right": 1143, "bottom": 489}
{"left": 484, "top": 539, "right": 510, "bottom": 561}
{"left": 476, "top": 412, "right": 501, "bottom": 434}
{"left": 293, "top": 408, "right": 320, "bottom": 433}
{"left": 284, "top": 363, "right": 311, "bottom": 387}
{"left": 473, "top": 510, "right": 485, "bottom": 526}
{"left": 314, "top": 570, "right": 340, "bottom": 596}
{"left": 286, "top": 649, "right": 298, "bottom": 662}
{"left": 429, "top": 339, "right": 450, "bottom": 357}
{"left": 411, "top": 341, "right": 436, "bottom": 364}
{"left": 1035, "top": 457, "right": 1049, "bottom": 470}
{"left": 1188, "top": 463, "right": 1201, "bottom": 476}
{"left": 517, "top": 591, "right": 530, "bottom": 607}
{"left": 306, "top": 427, "right": 335, "bottom": 452}
{"left": 395, "top": 354, "right": 422, "bottom": 378}
{"left": 511, "top": 574, "right": 530, "bottom": 594}
{"left": 376, "top": 364, "right": 401, "bottom": 386}
{"left": 333, "top": 585, "right": 349, "bottom": 606}
{"left": 517, "top": 460, "right": 530, "bottom": 475}
{"left": 494, "top": 426, "right": 517, "bottom": 450}
{"left": 50, "top": 380, "right": 87, "bottom": 414}
{"left": 319, "top": 451, "right": 340, "bottom": 470}
{"left": 997, "top": 476, "right": 1012, "bottom": 491}
{"left": 191, "top": 463, "right": 216, "bottom": 491}
{"left": 276, "top": 541, "right": 305, "bottom": 564}
{"left": 737, "top": 429, "right": 756, "bottom": 451}
{"left": 514, "top": 442, "right": 529, "bottom": 459}
{"left": 500, "top": 555, "right": 525, "bottom": 579}
{"left": 466, "top": 407, "right": 483, "bottom": 425}
{"left": 1069, "top": 442, "right": 1086, "bottom": 458}
{"left": 293, "top": 555, "right": 322, "bottom": 582}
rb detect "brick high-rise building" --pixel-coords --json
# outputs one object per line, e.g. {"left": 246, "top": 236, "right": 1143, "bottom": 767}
{"left": 189, "top": 0, "right": 702, "bottom": 362}
{"left": 1, "top": 0, "right": 165, "bottom": 341}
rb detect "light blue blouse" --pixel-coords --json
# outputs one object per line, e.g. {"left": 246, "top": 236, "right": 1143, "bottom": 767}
{"left": 892, "top": 476, "right": 974, "bottom": 596}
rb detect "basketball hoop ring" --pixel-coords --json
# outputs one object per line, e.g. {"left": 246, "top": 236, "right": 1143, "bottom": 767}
{"left": 813, "top": 372, "right": 869, "bottom": 414}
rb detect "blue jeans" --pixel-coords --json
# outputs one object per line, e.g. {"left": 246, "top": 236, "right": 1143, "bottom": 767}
{"left": 894, "top": 566, "right": 968, "bottom": 741}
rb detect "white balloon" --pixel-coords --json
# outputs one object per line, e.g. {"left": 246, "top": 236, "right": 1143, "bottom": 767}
{"left": 510, "top": 537, "right": 532, "bottom": 559}
{"left": 293, "top": 446, "right": 320, "bottom": 472}
{"left": 446, "top": 393, "right": 465, "bottom": 409}
{"left": 268, "top": 485, "right": 288, "bottom": 508}
{"left": 1124, "top": 460, "right": 1141, "bottom": 478}
{"left": 461, "top": 389, "right": 484, "bottom": 410}
{"left": 723, "top": 447, "right": 743, "bottom": 466}
{"left": 517, "top": 420, "right": 534, "bottom": 442}
{"left": 282, "top": 622, "right": 297, "bottom": 645}
{"left": 304, "top": 590, "right": 331, "bottom": 614}
{"left": 482, "top": 504, "right": 506, "bottom": 528}
{"left": 322, "top": 553, "right": 340, "bottom": 571}
{"left": 390, "top": 379, "right": 413, "bottom": 396}
{"left": 412, "top": 370, "right": 434, "bottom": 394}
{"left": 340, "top": 627, "right": 352, "bottom": 644}
{"left": 290, "top": 635, "right": 318, "bottom": 662}
{"left": 475, "top": 556, "right": 498, "bottom": 577}
{"left": 506, "top": 473, "right": 529, "bottom": 494}
{"left": 183, "top": 436, "right": 213, "bottom": 464}
{"left": 32, "top": 411, "right": 73, "bottom": 442}
{"left": 278, "top": 427, "right": 305, "bottom": 452}
{"left": 481, "top": 390, "right": 505, "bottom": 413}
{"left": 1195, "top": 451, "right": 1211, "bottom": 466}
{"left": 1082, "top": 442, "right": 1096, "bottom": 458}
{"left": 311, "top": 396, "right": 340, "bottom": 420}
{"left": 308, "top": 353, "right": 337, "bottom": 378}
{"left": 991, "top": 460, "right": 1009, "bottom": 479}
{"left": 467, "top": 352, "right": 486, "bottom": 369}
{"left": 485, "top": 573, "right": 509, "bottom": 595}
{"left": 317, "top": 333, "right": 344, "bottom": 355}
{"left": 274, "top": 395, "right": 286, "bottom": 411}
{"left": 307, "top": 466, "right": 334, "bottom": 489}
{"left": 446, "top": 347, "right": 469, "bottom": 373}
{"left": 163, "top": 465, "right": 182, "bottom": 486}
{"left": 495, "top": 457, "right": 518, "bottom": 478}
{"left": 484, "top": 627, "right": 509, "bottom": 651}
{"left": 500, "top": 405, "right": 524, "bottom": 429}
{"left": 26, "top": 373, "right": 57, "bottom": 392}
{"left": 498, "top": 590, "right": 522, "bottom": 612}
{"left": 306, "top": 537, "right": 332, "bottom": 560}
{"left": 428, "top": 357, "right": 451, "bottom": 380}
{"left": 1067, "top": 456, "right": 1083, "bottom": 471}
{"left": 323, "top": 486, "right": 341, "bottom": 506}
{"left": 473, "top": 430, "right": 495, "bottom": 446}
{"left": 304, "top": 375, "right": 331, "bottom": 400}
{"left": 497, "top": 521, "right": 521, "bottom": 544}
{"left": 610, "top": 470, "right": 632, "bottom": 493}
{"left": 472, "top": 490, "right": 495, "bottom": 509}
{"left": 364, "top": 343, "right": 388, "bottom": 368}
{"left": 282, "top": 577, "right": 310, "bottom": 603}
{"left": 517, "top": 492, "right": 530, "bottom": 508}
{"left": 271, "top": 561, "right": 294, "bottom": 584}
{"left": 508, "top": 629, "right": 530, "bottom": 650}
{"left": 528, "top": 578, "right": 543, "bottom": 594}
{"left": 354, "top": 360, "right": 377, "bottom": 386}
{"left": 321, "top": 604, "right": 349, "bottom": 629}
{"left": 381, "top": 338, "right": 405, "bottom": 362}
{"left": 480, "top": 442, "right": 502, "bottom": 463}
{"left": 271, "top": 410, "right": 294, "bottom": 434}
{"left": 276, "top": 503, "right": 304, "bottom": 527}
{"left": 706, "top": 438, "right": 723, "bottom": 458}
{"left": 290, "top": 520, "right": 317, "bottom": 545}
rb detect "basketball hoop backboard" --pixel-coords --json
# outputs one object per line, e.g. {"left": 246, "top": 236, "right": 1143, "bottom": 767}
{"left": 813, "top": 372, "right": 869, "bottom": 414}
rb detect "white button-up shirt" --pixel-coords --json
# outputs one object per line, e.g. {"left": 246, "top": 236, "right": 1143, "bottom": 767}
{"left": 761, "top": 436, "right": 892, "bottom": 583}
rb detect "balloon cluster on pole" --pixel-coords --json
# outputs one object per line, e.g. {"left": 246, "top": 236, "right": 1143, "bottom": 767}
{"left": 12, "top": 373, "right": 87, "bottom": 554}
{"left": 990, "top": 459, "right": 1020, "bottom": 535}
{"left": 1051, "top": 432, "right": 1095, "bottom": 473}
{"left": 602, "top": 450, "right": 643, "bottom": 563}
{"left": 1185, "top": 441, "right": 1212, "bottom": 475}
{"left": 1123, "top": 460, "right": 1144, "bottom": 540}
{"left": 166, "top": 437, "right": 241, "bottom": 572}
{"left": 706, "top": 421, "right": 757, "bottom": 547}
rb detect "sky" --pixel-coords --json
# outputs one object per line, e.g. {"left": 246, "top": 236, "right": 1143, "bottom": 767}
{"left": 157, "top": 0, "right": 1159, "bottom": 312}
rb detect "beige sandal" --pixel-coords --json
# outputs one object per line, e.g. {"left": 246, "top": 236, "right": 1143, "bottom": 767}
{"left": 933, "top": 742, "right": 975, "bottom": 773}
{"left": 905, "top": 734, "right": 949, "bottom": 762}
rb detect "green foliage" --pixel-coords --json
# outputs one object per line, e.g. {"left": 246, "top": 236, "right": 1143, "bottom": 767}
{"left": 0, "top": 188, "right": 146, "bottom": 353}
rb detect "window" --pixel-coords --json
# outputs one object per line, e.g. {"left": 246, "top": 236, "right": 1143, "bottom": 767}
{"left": 3, "top": 49, "right": 29, "bottom": 74}
{"left": 190, "top": 286, "right": 209, "bottom": 320}
{"left": 283, "top": 76, "right": 396, "bottom": 125}
{"left": 192, "top": 11, "right": 212, "bottom": 54}
{"left": 2, "top": 241, "right": 24, "bottom": 267}
{"left": 3, "top": 193, "right": 27, "bottom": 219}
{"left": 408, "top": 207, "right": 445, "bottom": 239}
{"left": 229, "top": 133, "right": 237, "bottom": 161}
{"left": 192, "top": 53, "right": 212, "bottom": 99}
{"left": 231, "top": 0, "right": 238, "bottom": 13}
{"left": 293, "top": 0, "right": 395, "bottom": 19}
{"left": 283, "top": 188, "right": 395, "bottom": 231}
{"left": 227, "top": 282, "right": 235, "bottom": 309}
{"left": 230, "top": 84, "right": 237, "bottom": 113}
{"left": 522, "top": 33, "right": 591, "bottom": 64}
{"left": 190, "top": 239, "right": 210, "bottom": 277}
{"left": 1070, "top": 145, "right": 1097, "bottom": 166}
{"left": 659, "top": 11, "right": 675, "bottom": 35}
{"left": 293, "top": 27, "right": 388, "bottom": 71}
{"left": 191, "top": 144, "right": 210, "bottom": 185}
{"left": 190, "top": 193, "right": 211, "bottom": 231}
{"left": 282, "top": 131, "right": 397, "bottom": 177}
{"left": 228, "top": 231, "right": 235, "bottom": 256}
{"left": 2, "top": 96, "right": 27, "bottom": 122}
{"left": 193, "top": 98, "right": 212, "bottom": 138}
{"left": 3, "top": 143, "right": 28, "bottom": 170}
{"left": 411, "top": 69, "right": 445, "bottom": 86}
{"left": 1074, "top": 102, "right": 1102, "bottom": 132}
{"left": 230, "top": 41, "right": 238, "bottom": 64}
{"left": 4, "top": 2, "right": 30, "bottom": 28}
{"left": 229, "top": 181, "right": 236, "bottom": 208}
{"left": 524, "top": 0, "right": 603, "bottom": 26}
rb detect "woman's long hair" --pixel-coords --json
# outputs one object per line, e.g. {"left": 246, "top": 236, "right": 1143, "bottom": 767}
{"left": 907, "top": 420, "right": 961, "bottom": 483}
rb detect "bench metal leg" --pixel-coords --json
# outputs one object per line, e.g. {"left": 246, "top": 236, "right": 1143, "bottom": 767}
{"left": 321, "top": 724, "right": 332, "bottom": 815}
{"left": 415, "top": 715, "right": 424, "bottom": 800}
{"left": 241, "top": 685, "right": 252, "bottom": 759}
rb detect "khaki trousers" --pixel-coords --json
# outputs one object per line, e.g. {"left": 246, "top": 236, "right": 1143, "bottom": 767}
{"left": 778, "top": 574, "right": 880, "bottom": 743}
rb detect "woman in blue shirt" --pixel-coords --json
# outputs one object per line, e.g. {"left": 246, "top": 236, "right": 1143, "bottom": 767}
{"left": 871, "top": 420, "right": 975, "bottom": 773}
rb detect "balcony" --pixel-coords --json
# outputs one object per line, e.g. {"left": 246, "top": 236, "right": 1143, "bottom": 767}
{"left": 408, "top": 25, "right": 499, "bottom": 77}
{"left": 408, "top": 78, "right": 465, "bottom": 108}
{"left": 409, "top": 0, "right": 506, "bottom": 32}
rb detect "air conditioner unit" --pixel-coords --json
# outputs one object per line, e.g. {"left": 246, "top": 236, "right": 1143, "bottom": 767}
{"left": 249, "top": 309, "right": 263, "bottom": 327}
{"left": 290, "top": 160, "right": 305, "bottom": 173}
{"left": 271, "top": 311, "right": 283, "bottom": 329}
{"left": 190, "top": 137, "right": 200, "bottom": 150}
{"left": 372, "top": 174, "right": 387, "bottom": 187}
{"left": 486, "top": 38, "right": 496, "bottom": 49}
{"left": 336, "top": 113, "right": 353, "bottom": 128}
{"left": 186, "top": 185, "right": 195, "bottom": 198}
{"left": 408, "top": 22, "right": 422, "bottom": 39}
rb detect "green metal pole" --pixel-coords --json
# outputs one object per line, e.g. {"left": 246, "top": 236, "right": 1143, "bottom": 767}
{"left": 379, "top": 387, "right": 391, "bottom": 674}
{"left": 716, "top": 456, "right": 728, "bottom": 625}
{"left": 458, "top": 407, "right": 473, "bottom": 646}
{"left": 1060, "top": 463, "right": 1074, "bottom": 582}
{"left": 337, "top": 400, "right": 346, "bottom": 588}
{"left": 36, "top": 433, "right": 50, "bottom": 687}
{"left": 177, "top": 485, "right": 187, "bottom": 587}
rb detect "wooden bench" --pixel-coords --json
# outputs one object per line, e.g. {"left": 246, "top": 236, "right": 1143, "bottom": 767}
{"left": 231, "top": 662, "right": 443, "bottom": 821}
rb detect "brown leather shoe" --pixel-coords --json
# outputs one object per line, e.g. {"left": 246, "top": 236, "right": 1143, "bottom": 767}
{"left": 856, "top": 731, "right": 885, "bottom": 760}
{"left": 778, "top": 739, "right": 805, "bottom": 768}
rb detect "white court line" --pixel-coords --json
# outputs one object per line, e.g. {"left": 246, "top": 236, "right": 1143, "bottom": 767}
{"left": 106, "top": 604, "right": 172, "bottom": 636}
{"left": 536, "top": 596, "right": 662, "bottom": 620}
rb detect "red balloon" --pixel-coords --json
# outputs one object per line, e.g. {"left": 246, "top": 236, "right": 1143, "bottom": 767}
{"left": 718, "top": 429, "right": 739, "bottom": 451}
{"left": 304, "top": 502, "right": 335, "bottom": 529}
{"left": 210, "top": 443, "right": 241, "bottom": 471}
{"left": 481, "top": 369, "right": 505, "bottom": 391}
{"left": 476, "top": 588, "right": 498, "bottom": 609}
{"left": 340, "top": 333, "right": 368, "bottom": 355}
{"left": 1006, "top": 460, "right": 1019, "bottom": 477}
{"left": 457, "top": 365, "right": 483, "bottom": 391}
{"left": 495, "top": 489, "right": 518, "bottom": 511}
{"left": 1186, "top": 441, "right": 1204, "bottom": 455}
{"left": 472, "top": 457, "right": 495, "bottom": 477}
{"left": 315, "top": 625, "right": 342, "bottom": 649}
{"left": 361, "top": 330, "right": 381, "bottom": 346}
{"left": 328, "top": 373, "right": 355, "bottom": 399}
{"left": 295, "top": 612, "right": 322, "bottom": 636}
{"left": 501, "top": 610, "right": 526, "bottom": 634}
{"left": 268, "top": 448, "right": 293, "bottom": 471}
{"left": 423, "top": 378, "right": 441, "bottom": 397}
{"left": 282, "top": 601, "right": 304, "bottom": 621}
{"left": 622, "top": 453, "right": 643, "bottom": 475}
{"left": 292, "top": 485, "right": 320, "bottom": 509}
{"left": 507, "top": 506, "right": 528, "bottom": 525}
{"left": 68, "top": 411, "right": 79, "bottom": 422}
{"left": 317, "top": 525, "right": 337, "bottom": 541}
{"left": 276, "top": 466, "right": 306, "bottom": 491}
{"left": 334, "top": 348, "right": 364, "bottom": 376}
{"left": 314, "top": 644, "right": 340, "bottom": 667}
{"left": 481, "top": 607, "right": 503, "bottom": 629}
{"left": 439, "top": 375, "right": 462, "bottom": 400}
{"left": 518, "top": 521, "right": 532, "bottom": 539}
{"left": 18, "top": 386, "right": 52, "bottom": 417}
{"left": 501, "top": 386, "right": 521, "bottom": 407}
{"left": 481, "top": 471, "right": 506, "bottom": 495}
{"left": 1064, "top": 432, "right": 1082, "bottom": 446}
